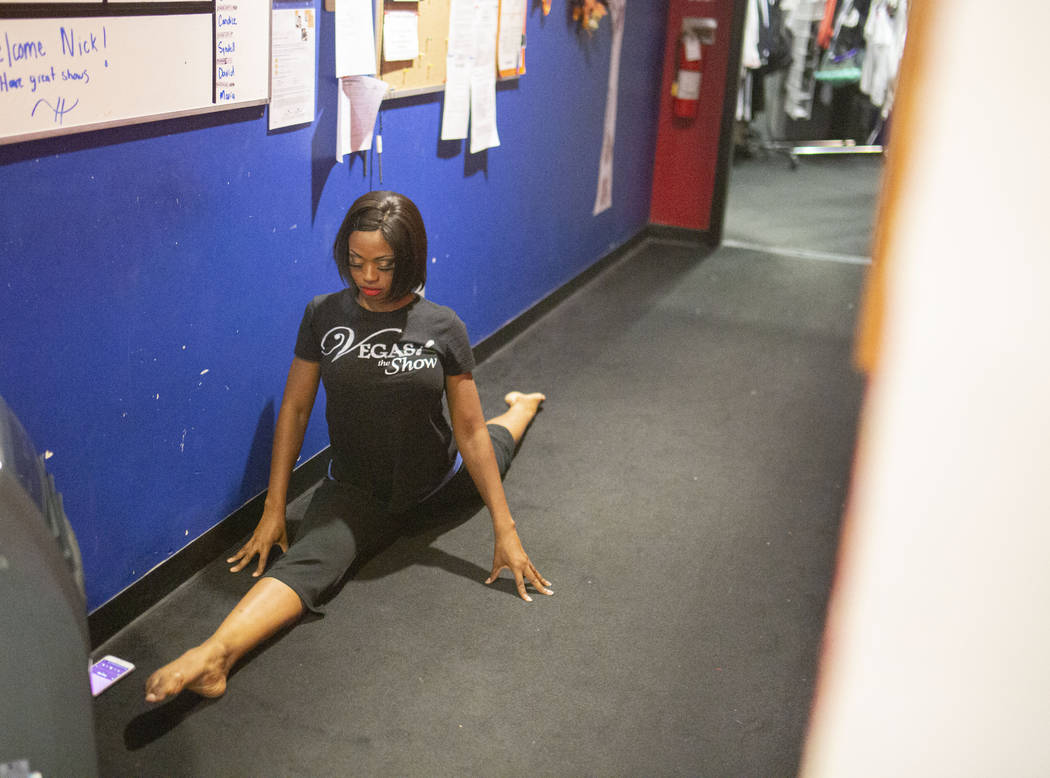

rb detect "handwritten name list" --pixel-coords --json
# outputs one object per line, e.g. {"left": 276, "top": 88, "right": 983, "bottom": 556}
{"left": 215, "top": 2, "right": 243, "bottom": 103}
{"left": 1, "top": 5, "right": 268, "bottom": 144}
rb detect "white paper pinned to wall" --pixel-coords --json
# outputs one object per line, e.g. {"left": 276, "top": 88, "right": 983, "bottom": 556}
{"left": 593, "top": 0, "right": 626, "bottom": 215}
{"left": 335, "top": 0, "right": 377, "bottom": 77}
{"left": 469, "top": 0, "right": 500, "bottom": 154}
{"left": 497, "top": 0, "right": 526, "bottom": 75}
{"left": 337, "top": 75, "right": 390, "bottom": 162}
{"left": 441, "top": 0, "right": 474, "bottom": 140}
{"left": 383, "top": 10, "right": 420, "bottom": 62}
{"left": 270, "top": 4, "right": 317, "bottom": 130}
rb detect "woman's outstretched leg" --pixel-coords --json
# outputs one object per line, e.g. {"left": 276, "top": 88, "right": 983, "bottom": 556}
{"left": 144, "top": 576, "right": 303, "bottom": 702}
{"left": 487, "top": 391, "right": 546, "bottom": 444}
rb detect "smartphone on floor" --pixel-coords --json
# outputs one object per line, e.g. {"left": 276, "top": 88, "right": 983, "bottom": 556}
{"left": 89, "top": 655, "right": 135, "bottom": 697}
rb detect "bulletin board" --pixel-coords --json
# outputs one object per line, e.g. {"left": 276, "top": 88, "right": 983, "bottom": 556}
{"left": 371, "top": 0, "right": 523, "bottom": 99}
{"left": 377, "top": 0, "right": 449, "bottom": 96}
{"left": 0, "top": 1, "right": 270, "bottom": 145}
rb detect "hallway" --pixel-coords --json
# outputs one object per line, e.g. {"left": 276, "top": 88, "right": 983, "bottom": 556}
{"left": 92, "top": 156, "right": 880, "bottom": 775}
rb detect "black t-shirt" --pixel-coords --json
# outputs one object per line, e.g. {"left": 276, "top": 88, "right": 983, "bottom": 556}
{"left": 295, "top": 290, "right": 476, "bottom": 510}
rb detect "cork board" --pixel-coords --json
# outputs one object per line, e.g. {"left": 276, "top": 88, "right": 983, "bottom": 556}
{"left": 378, "top": 0, "right": 450, "bottom": 97}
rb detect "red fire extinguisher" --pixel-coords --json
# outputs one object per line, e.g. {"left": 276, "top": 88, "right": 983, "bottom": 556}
{"left": 673, "top": 30, "right": 702, "bottom": 119}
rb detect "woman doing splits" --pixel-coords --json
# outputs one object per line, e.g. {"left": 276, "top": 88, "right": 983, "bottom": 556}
{"left": 145, "top": 191, "right": 551, "bottom": 702}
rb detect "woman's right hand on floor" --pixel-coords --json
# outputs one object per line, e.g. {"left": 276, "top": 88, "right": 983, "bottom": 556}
{"left": 227, "top": 507, "right": 289, "bottom": 577}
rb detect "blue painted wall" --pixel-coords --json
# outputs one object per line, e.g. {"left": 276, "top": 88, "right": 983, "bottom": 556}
{"left": 0, "top": 3, "right": 667, "bottom": 611}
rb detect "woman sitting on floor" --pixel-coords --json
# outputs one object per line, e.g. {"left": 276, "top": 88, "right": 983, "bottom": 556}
{"left": 145, "top": 190, "right": 551, "bottom": 702}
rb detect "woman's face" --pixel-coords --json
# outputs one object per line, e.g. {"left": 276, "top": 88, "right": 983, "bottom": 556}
{"left": 347, "top": 230, "right": 405, "bottom": 312}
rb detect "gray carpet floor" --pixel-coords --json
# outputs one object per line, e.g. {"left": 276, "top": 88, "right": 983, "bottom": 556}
{"left": 725, "top": 154, "right": 879, "bottom": 258}
{"left": 92, "top": 155, "right": 880, "bottom": 776}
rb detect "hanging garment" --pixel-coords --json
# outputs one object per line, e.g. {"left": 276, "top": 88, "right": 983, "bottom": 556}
{"left": 756, "top": 0, "right": 794, "bottom": 75}
{"left": 742, "top": 0, "right": 763, "bottom": 70}
{"left": 817, "top": 0, "right": 838, "bottom": 48}
{"left": 737, "top": 69, "right": 754, "bottom": 121}
{"left": 783, "top": 0, "right": 826, "bottom": 119}
{"left": 860, "top": 0, "right": 908, "bottom": 116}
{"left": 815, "top": 0, "right": 864, "bottom": 85}
{"left": 737, "top": 0, "right": 763, "bottom": 120}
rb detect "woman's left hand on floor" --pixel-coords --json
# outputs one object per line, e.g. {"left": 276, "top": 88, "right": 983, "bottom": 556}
{"left": 486, "top": 528, "right": 553, "bottom": 602}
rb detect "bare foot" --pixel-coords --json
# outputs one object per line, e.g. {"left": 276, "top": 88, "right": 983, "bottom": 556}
{"left": 144, "top": 642, "right": 231, "bottom": 703}
{"left": 504, "top": 391, "right": 546, "bottom": 410}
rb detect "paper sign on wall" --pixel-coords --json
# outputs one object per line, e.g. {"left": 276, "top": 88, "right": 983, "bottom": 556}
{"left": 337, "top": 75, "right": 390, "bottom": 161}
{"left": 335, "top": 0, "right": 377, "bottom": 77}
{"left": 441, "top": 0, "right": 474, "bottom": 140}
{"left": 470, "top": 0, "right": 500, "bottom": 153}
{"left": 383, "top": 10, "right": 420, "bottom": 61}
{"left": 593, "top": 0, "right": 626, "bottom": 215}
{"left": 497, "top": 0, "right": 527, "bottom": 77}
{"left": 270, "top": 3, "right": 317, "bottom": 130}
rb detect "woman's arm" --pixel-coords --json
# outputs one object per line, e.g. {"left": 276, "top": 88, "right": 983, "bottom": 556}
{"left": 228, "top": 356, "right": 321, "bottom": 577}
{"left": 446, "top": 372, "right": 552, "bottom": 602}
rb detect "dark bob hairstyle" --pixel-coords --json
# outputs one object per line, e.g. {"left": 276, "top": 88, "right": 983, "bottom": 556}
{"left": 332, "top": 191, "right": 428, "bottom": 300}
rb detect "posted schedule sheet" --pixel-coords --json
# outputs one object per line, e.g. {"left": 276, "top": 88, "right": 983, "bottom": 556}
{"left": 470, "top": 0, "right": 500, "bottom": 153}
{"left": 270, "top": 2, "right": 317, "bottom": 130}
{"left": 382, "top": 10, "right": 420, "bottom": 62}
{"left": 497, "top": 0, "right": 526, "bottom": 76}
{"left": 441, "top": 0, "right": 474, "bottom": 140}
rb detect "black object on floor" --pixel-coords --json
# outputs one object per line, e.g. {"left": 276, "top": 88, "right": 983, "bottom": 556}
{"left": 1, "top": 395, "right": 97, "bottom": 776}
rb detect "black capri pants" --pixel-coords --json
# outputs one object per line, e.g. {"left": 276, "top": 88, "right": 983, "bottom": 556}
{"left": 264, "top": 424, "right": 515, "bottom": 613}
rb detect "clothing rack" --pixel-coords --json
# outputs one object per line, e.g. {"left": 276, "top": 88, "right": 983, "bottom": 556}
{"left": 757, "top": 0, "right": 885, "bottom": 168}
{"left": 763, "top": 138, "right": 883, "bottom": 168}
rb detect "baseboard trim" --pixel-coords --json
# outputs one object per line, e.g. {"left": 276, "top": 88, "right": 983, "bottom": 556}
{"left": 645, "top": 223, "right": 717, "bottom": 247}
{"left": 472, "top": 229, "right": 650, "bottom": 364}
{"left": 88, "top": 224, "right": 676, "bottom": 648}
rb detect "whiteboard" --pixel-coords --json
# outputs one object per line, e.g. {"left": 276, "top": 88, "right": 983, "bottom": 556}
{"left": 0, "top": 1, "right": 270, "bottom": 145}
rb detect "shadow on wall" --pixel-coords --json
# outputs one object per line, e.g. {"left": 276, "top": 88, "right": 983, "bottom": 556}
{"left": 311, "top": 104, "right": 338, "bottom": 223}
{"left": 0, "top": 105, "right": 264, "bottom": 168}
{"left": 237, "top": 399, "right": 275, "bottom": 506}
